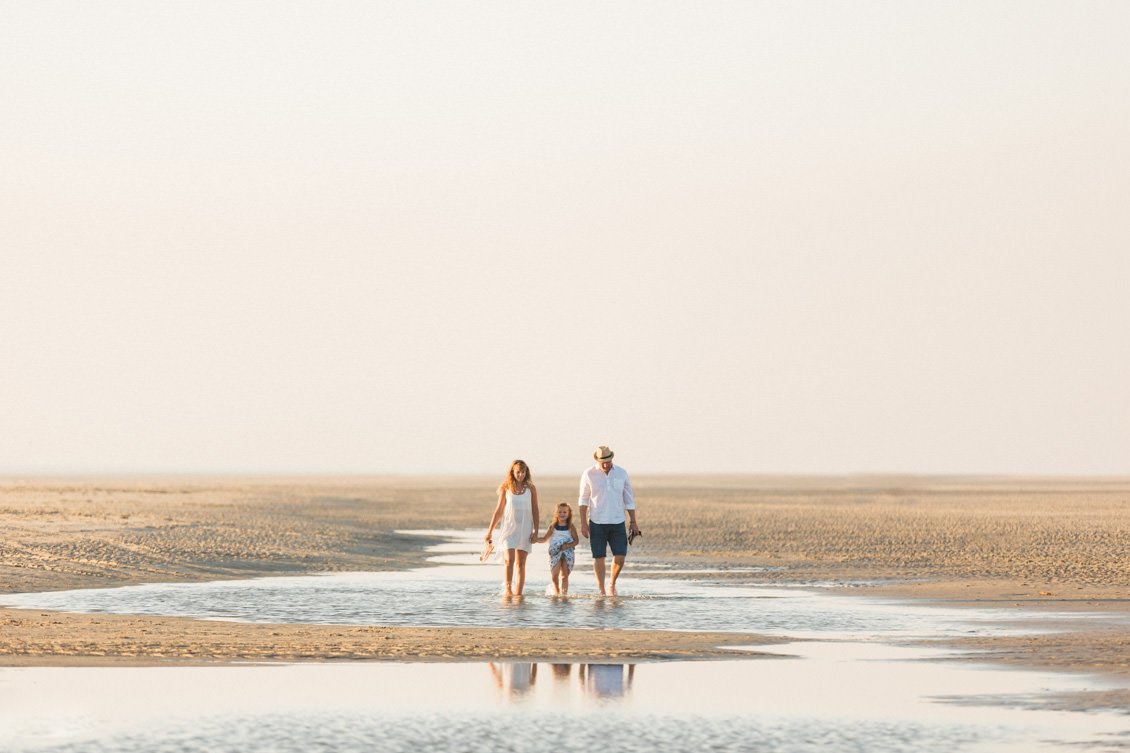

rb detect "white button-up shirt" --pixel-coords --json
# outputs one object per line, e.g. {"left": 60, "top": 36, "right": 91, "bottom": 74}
{"left": 578, "top": 464, "right": 635, "bottom": 524}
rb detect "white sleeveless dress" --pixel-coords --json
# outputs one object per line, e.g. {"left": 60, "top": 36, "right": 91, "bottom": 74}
{"left": 497, "top": 488, "right": 533, "bottom": 552}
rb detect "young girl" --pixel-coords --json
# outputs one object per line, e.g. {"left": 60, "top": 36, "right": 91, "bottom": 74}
{"left": 538, "top": 502, "right": 579, "bottom": 595}
{"left": 485, "top": 459, "right": 539, "bottom": 596}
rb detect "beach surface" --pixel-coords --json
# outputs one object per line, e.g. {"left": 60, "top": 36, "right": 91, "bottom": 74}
{"left": 1, "top": 476, "right": 1128, "bottom": 682}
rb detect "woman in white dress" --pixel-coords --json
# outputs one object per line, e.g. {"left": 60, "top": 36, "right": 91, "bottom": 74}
{"left": 485, "top": 459, "right": 540, "bottom": 596}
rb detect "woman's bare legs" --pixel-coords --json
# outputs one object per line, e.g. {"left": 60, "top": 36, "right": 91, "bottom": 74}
{"left": 514, "top": 549, "right": 529, "bottom": 595}
{"left": 503, "top": 549, "right": 516, "bottom": 596}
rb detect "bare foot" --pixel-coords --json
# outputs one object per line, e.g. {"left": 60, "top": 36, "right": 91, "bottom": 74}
{"left": 608, "top": 585, "right": 618, "bottom": 596}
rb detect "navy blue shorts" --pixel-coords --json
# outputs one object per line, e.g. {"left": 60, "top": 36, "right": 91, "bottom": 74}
{"left": 589, "top": 522, "right": 628, "bottom": 559}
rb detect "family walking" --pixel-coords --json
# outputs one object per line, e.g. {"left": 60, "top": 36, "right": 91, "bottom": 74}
{"left": 485, "top": 446, "right": 641, "bottom": 597}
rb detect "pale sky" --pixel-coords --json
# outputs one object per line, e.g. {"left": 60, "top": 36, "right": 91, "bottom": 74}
{"left": 2, "top": 2, "right": 1128, "bottom": 476}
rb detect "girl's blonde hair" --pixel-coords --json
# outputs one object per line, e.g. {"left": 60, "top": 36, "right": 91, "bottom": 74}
{"left": 554, "top": 502, "right": 573, "bottom": 527}
{"left": 500, "top": 459, "right": 532, "bottom": 494}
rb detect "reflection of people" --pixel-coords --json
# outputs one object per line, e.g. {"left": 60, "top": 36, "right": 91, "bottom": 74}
{"left": 579, "top": 663, "right": 634, "bottom": 698}
{"left": 578, "top": 446, "right": 639, "bottom": 596}
{"left": 485, "top": 459, "right": 540, "bottom": 596}
{"left": 489, "top": 662, "right": 537, "bottom": 695}
{"left": 537, "top": 502, "right": 579, "bottom": 594}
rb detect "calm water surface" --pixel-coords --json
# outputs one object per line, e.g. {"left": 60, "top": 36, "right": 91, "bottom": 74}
{"left": 2, "top": 652, "right": 1127, "bottom": 753}
{"left": 2, "top": 530, "right": 1128, "bottom": 752}
{"left": 0, "top": 530, "right": 1108, "bottom": 640}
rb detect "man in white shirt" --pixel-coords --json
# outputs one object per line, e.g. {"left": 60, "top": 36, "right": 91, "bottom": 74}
{"left": 578, "top": 445, "right": 641, "bottom": 596}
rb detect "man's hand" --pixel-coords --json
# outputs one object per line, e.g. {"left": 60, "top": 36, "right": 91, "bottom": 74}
{"left": 580, "top": 521, "right": 590, "bottom": 539}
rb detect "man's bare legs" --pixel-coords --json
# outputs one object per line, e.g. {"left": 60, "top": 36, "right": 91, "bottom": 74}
{"left": 608, "top": 555, "right": 625, "bottom": 595}
{"left": 593, "top": 556, "right": 625, "bottom": 595}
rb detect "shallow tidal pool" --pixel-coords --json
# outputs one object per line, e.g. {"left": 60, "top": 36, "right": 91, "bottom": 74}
{"left": 2, "top": 530, "right": 1129, "bottom": 752}
{"left": 0, "top": 530, "right": 1106, "bottom": 640}
{"left": 3, "top": 653, "right": 1128, "bottom": 753}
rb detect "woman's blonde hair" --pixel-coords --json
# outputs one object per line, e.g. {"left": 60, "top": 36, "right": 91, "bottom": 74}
{"left": 500, "top": 459, "right": 532, "bottom": 494}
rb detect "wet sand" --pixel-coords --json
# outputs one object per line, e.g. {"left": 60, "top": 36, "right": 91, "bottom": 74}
{"left": 1, "top": 475, "right": 1128, "bottom": 682}
{"left": 0, "top": 609, "right": 772, "bottom": 666}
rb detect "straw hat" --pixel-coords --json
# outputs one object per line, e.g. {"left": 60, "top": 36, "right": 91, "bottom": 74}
{"left": 594, "top": 446, "right": 614, "bottom": 462}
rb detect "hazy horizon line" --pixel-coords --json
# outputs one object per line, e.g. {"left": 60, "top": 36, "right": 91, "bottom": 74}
{"left": 3, "top": 469, "right": 1127, "bottom": 481}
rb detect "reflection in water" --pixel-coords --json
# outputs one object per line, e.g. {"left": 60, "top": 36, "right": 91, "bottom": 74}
{"left": 497, "top": 594, "right": 527, "bottom": 611}
{"left": 489, "top": 662, "right": 537, "bottom": 696}
{"left": 488, "top": 663, "right": 635, "bottom": 702}
{"left": 2, "top": 658, "right": 1127, "bottom": 753}
{"left": 590, "top": 596, "right": 626, "bottom": 616}
{"left": 579, "top": 664, "right": 635, "bottom": 699}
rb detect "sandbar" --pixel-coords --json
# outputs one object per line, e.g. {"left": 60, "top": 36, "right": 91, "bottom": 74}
{"left": 1, "top": 475, "right": 1127, "bottom": 693}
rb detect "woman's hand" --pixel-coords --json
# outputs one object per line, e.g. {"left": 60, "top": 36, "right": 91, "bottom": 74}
{"left": 529, "top": 532, "right": 538, "bottom": 544}
{"left": 485, "top": 532, "right": 492, "bottom": 544}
